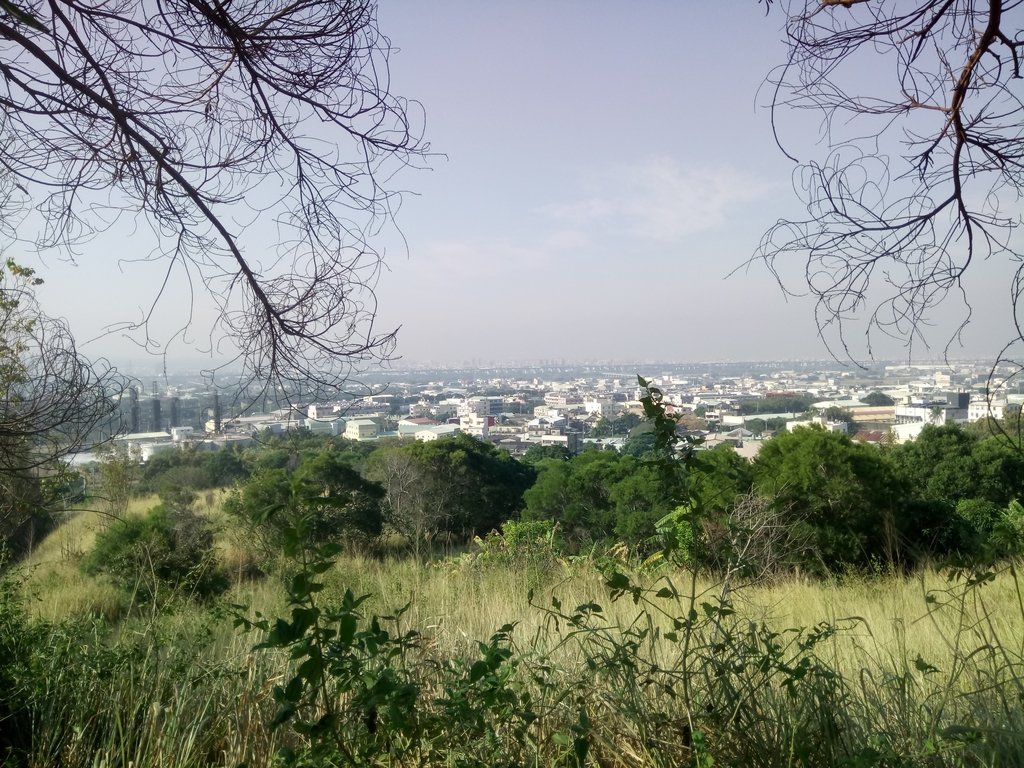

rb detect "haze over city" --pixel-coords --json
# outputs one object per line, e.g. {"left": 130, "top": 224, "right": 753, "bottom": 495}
{"left": 10, "top": 3, "right": 1020, "bottom": 371}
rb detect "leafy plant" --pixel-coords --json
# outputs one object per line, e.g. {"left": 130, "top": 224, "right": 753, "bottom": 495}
{"left": 82, "top": 505, "right": 226, "bottom": 604}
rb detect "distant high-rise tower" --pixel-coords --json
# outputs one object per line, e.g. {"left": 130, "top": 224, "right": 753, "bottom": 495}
{"left": 129, "top": 387, "right": 140, "bottom": 433}
{"left": 170, "top": 397, "right": 180, "bottom": 428}
{"left": 151, "top": 397, "right": 162, "bottom": 432}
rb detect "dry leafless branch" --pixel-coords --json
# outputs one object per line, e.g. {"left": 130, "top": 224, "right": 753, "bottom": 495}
{"left": 0, "top": 0, "right": 424, "bottom": 394}
{"left": 754, "top": 0, "right": 1024, "bottom": 364}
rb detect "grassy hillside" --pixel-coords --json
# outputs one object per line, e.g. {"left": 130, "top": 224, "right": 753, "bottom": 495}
{"left": 4, "top": 496, "right": 1024, "bottom": 766}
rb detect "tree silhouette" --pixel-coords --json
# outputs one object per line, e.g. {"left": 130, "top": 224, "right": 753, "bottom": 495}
{"left": 0, "top": 259, "right": 122, "bottom": 552}
{"left": 0, "top": 0, "right": 424, "bottom": 391}
{"left": 756, "top": 2, "right": 1024, "bottom": 365}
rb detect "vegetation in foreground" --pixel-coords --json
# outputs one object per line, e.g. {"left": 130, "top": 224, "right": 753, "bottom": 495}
{"left": 5, "top": 526, "right": 1024, "bottom": 767}
{"left": 3, "top": 383, "right": 1024, "bottom": 766}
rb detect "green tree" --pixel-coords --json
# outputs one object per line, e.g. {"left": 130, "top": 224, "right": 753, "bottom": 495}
{"left": 367, "top": 434, "right": 533, "bottom": 546}
{"left": 691, "top": 444, "right": 755, "bottom": 516}
{"left": 970, "top": 437, "right": 1024, "bottom": 507}
{"left": 523, "top": 449, "right": 686, "bottom": 547}
{"left": 622, "top": 430, "right": 659, "bottom": 458}
{"left": 752, "top": 426, "right": 907, "bottom": 570}
{"left": 820, "top": 406, "right": 854, "bottom": 424}
{"left": 739, "top": 395, "right": 815, "bottom": 415}
{"left": 523, "top": 451, "right": 631, "bottom": 542}
{"left": 744, "top": 418, "right": 767, "bottom": 436}
{"left": 225, "top": 447, "right": 385, "bottom": 558}
{"left": 82, "top": 504, "right": 226, "bottom": 603}
{"left": 521, "top": 444, "right": 572, "bottom": 466}
{"left": 590, "top": 413, "right": 642, "bottom": 438}
{"left": 861, "top": 392, "right": 895, "bottom": 407}
{"left": 890, "top": 424, "right": 979, "bottom": 506}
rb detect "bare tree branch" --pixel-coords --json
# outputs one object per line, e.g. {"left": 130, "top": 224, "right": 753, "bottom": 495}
{"left": 0, "top": 0, "right": 424, "bottom": 394}
{"left": 753, "top": 0, "right": 1024, "bottom": 364}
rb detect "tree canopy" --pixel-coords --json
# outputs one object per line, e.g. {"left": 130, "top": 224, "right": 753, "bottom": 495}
{"left": 752, "top": 425, "right": 907, "bottom": 569}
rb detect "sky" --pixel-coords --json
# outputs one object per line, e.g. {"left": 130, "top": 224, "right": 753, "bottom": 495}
{"left": 15, "top": 2, "right": 1020, "bottom": 372}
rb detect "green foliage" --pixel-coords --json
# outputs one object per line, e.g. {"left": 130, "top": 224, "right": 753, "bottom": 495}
{"left": 138, "top": 448, "right": 248, "bottom": 496}
{"left": 889, "top": 426, "right": 1024, "bottom": 558}
{"left": 367, "top": 434, "right": 534, "bottom": 544}
{"left": 82, "top": 505, "right": 226, "bottom": 603}
{"left": 891, "top": 424, "right": 981, "bottom": 505}
{"left": 235, "top": 519, "right": 560, "bottom": 766}
{"left": 955, "top": 498, "right": 1003, "bottom": 556}
{"left": 691, "top": 444, "right": 755, "bottom": 515}
{"left": 820, "top": 405, "right": 855, "bottom": 426}
{"left": 753, "top": 425, "right": 907, "bottom": 571}
{"left": 520, "top": 443, "right": 571, "bottom": 465}
{"left": 991, "top": 500, "right": 1024, "bottom": 559}
{"left": 523, "top": 450, "right": 685, "bottom": 545}
{"left": 621, "top": 428, "right": 659, "bottom": 457}
{"left": 225, "top": 447, "right": 385, "bottom": 557}
{"left": 589, "top": 412, "right": 642, "bottom": 438}
{"left": 861, "top": 391, "right": 896, "bottom": 407}
{"left": 745, "top": 417, "right": 767, "bottom": 435}
{"left": 739, "top": 394, "right": 816, "bottom": 415}
{"left": 473, "top": 519, "right": 565, "bottom": 569}
{"left": 524, "top": 378, "right": 702, "bottom": 552}
{"left": 0, "top": 558, "right": 36, "bottom": 762}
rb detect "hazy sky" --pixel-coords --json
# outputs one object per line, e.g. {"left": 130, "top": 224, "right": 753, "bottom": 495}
{"left": 16, "top": 3, "right": 1018, "bottom": 371}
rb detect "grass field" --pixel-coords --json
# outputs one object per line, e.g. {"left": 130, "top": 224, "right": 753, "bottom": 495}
{"left": 4, "top": 500, "right": 1024, "bottom": 766}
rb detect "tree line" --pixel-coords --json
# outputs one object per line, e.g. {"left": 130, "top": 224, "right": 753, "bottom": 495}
{"left": 63, "top": 415, "right": 1024, "bottom": 600}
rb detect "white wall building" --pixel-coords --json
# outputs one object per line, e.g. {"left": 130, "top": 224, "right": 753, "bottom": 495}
{"left": 307, "top": 403, "right": 337, "bottom": 419}
{"left": 414, "top": 425, "right": 461, "bottom": 442}
{"left": 967, "top": 397, "right": 1007, "bottom": 422}
{"left": 345, "top": 418, "right": 379, "bottom": 441}
{"left": 305, "top": 417, "right": 345, "bottom": 436}
{"left": 584, "top": 398, "right": 617, "bottom": 417}
{"left": 894, "top": 392, "right": 969, "bottom": 427}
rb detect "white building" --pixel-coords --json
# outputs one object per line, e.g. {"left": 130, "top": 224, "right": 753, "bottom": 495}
{"left": 141, "top": 442, "right": 178, "bottom": 462}
{"left": 307, "top": 403, "right": 337, "bottom": 419}
{"left": 459, "top": 396, "right": 502, "bottom": 418}
{"left": 414, "top": 424, "right": 461, "bottom": 441}
{"left": 114, "top": 431, "right": 172, "bottom": 461}
{"left": 459, "top": 413, "right": 494, "bottom": 437}
{"left": 584, "top": 398, "right": 617, "bottom": 417}
{"left": 345, "top": 418, "right": 379, "bottom": 441}
{"left": 786, "top": 416, "right": 849, "bottom": 433}
{"left": 894, "top": 392, "right": 969, "bottom": 427}
{"left": 398, "top": 417, "right": 440, "bottom": 436}
{"left": 305, "top": 417, "right": 345, "bottom": 436}
{"left": 967, "top": 397, "right": 1007, "bottom": 422}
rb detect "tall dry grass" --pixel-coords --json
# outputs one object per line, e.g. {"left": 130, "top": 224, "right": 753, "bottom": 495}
{"left": 6, "top": 506, "right": 1024, "bottom": 766}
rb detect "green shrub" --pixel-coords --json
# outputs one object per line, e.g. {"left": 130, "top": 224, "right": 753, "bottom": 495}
{"left": 0, "top": 558, "right": 35, "bottom": 763}
{"left": 82, "top": 506, "right": 226, "bottom": 603}
{"left": 991, "top": 500, "right": 1024, "bottom": 558}
{"left": 474, "top": 519, "right": 566, "bottom": 569}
